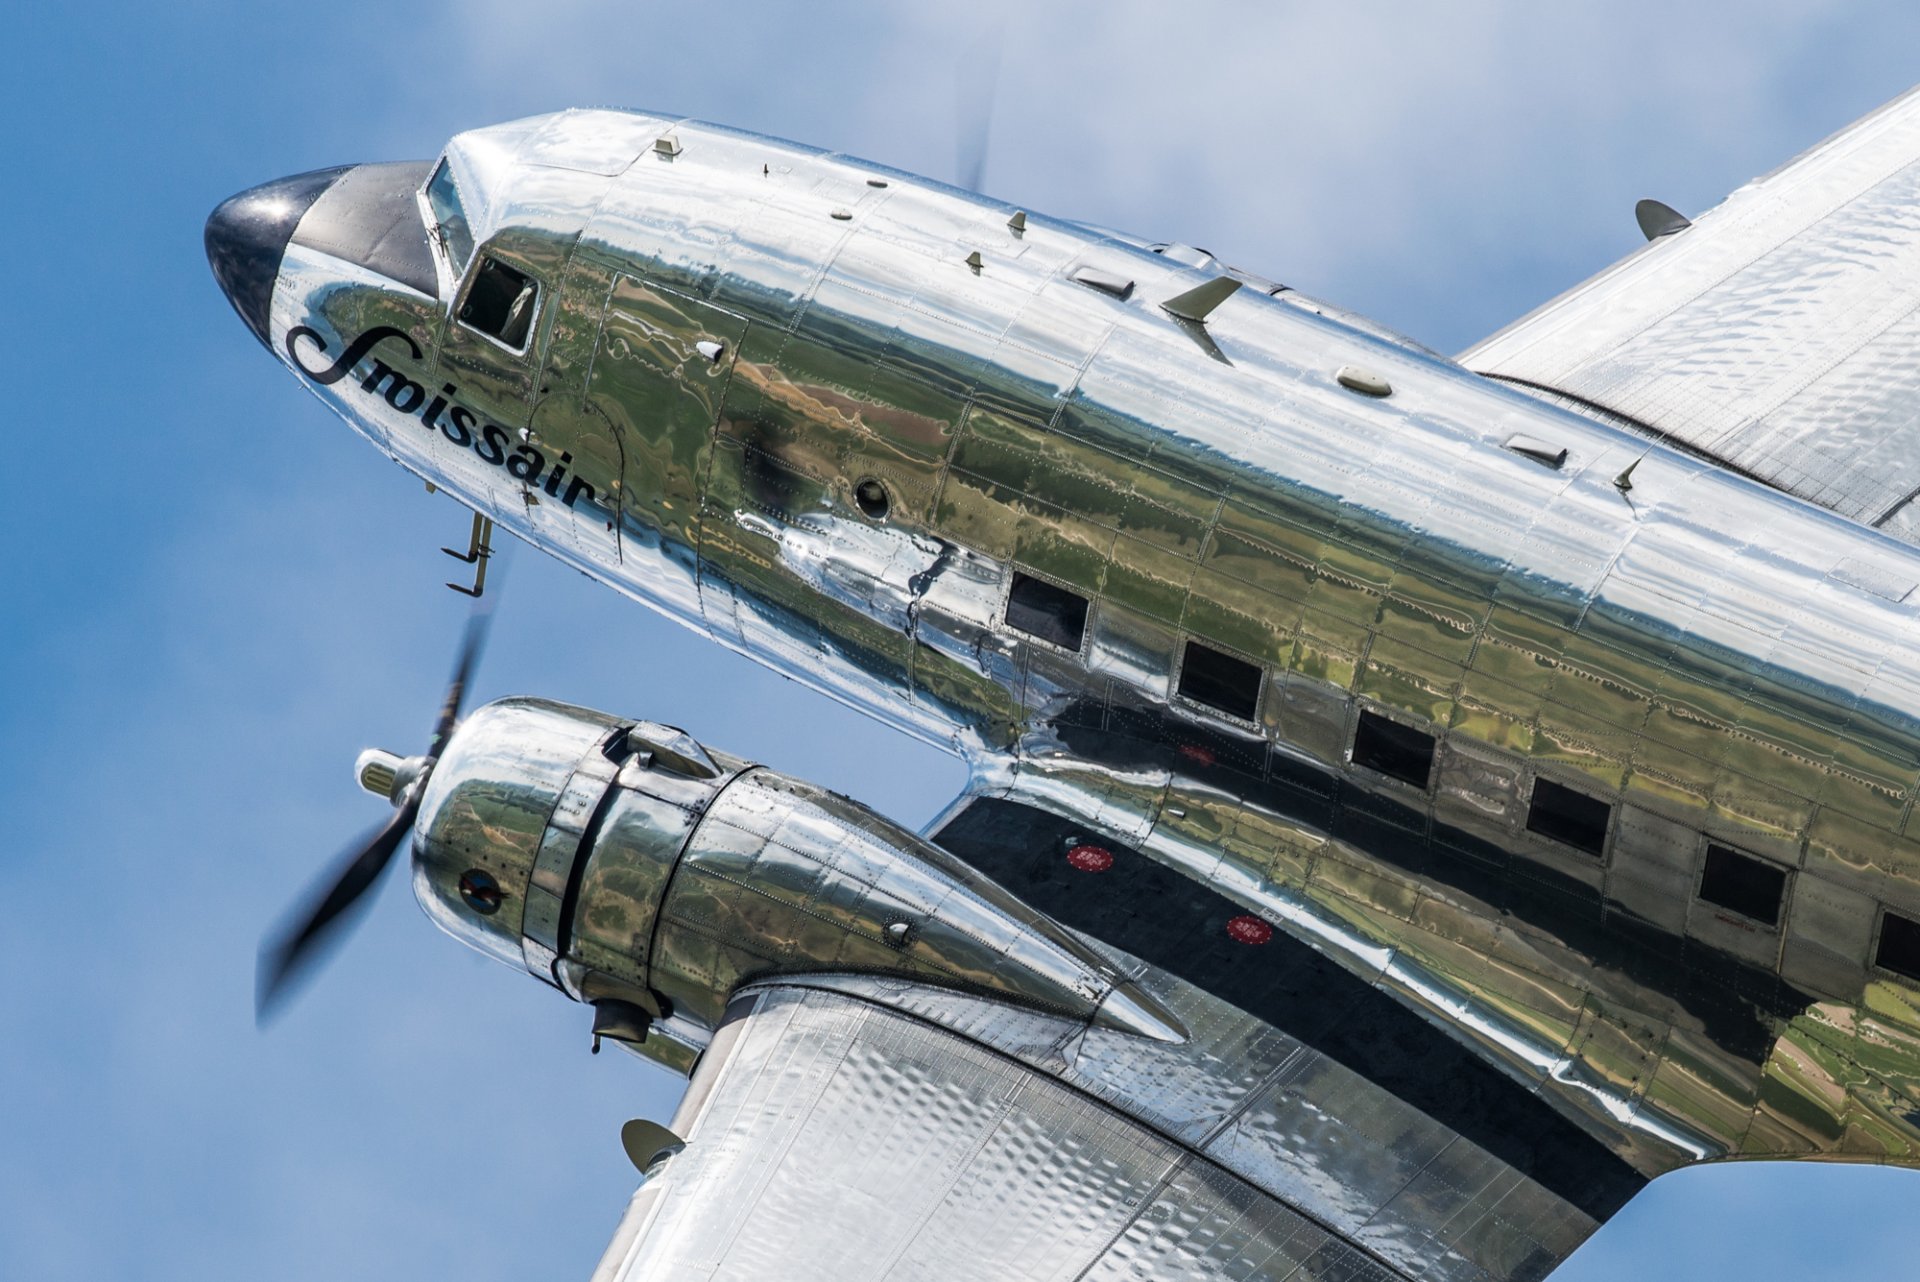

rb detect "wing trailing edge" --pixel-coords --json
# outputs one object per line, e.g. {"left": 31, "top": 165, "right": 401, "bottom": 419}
{"left": 1465, "top": 84, "right": 1920, "bottom": 541}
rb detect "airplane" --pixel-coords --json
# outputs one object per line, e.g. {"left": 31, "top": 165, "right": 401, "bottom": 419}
{"left": 204, "top": 86, "right": 1920, "bottom": 1281}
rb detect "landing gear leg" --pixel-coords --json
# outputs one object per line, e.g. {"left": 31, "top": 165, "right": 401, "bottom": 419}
{"left": 441, "top": 512, "right": 494, "bottom": 598}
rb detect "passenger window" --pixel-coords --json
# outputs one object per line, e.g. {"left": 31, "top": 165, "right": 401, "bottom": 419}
{"left": 1525, "top": 778, "right": 1610, "bottom": 856}
{"left": 459, "top": 255, "right": 540, "bottom": 350}
{"left": 1005, "top": 571, "right": 1089, "bottom": 651}
{"left": 1177, "top": 640, "right": 1262, "bottom": 722}
{"left": 1352, "top": 710, "right": 1435, "bottom": 789}
{"left": 1876, "top": 910, "right": 1920, "bottom": 982}
{"left": 1697, "top": 844, "right": 1787, "bottom": 926}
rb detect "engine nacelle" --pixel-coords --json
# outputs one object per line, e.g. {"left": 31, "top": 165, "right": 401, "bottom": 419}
{"left": 410, "top": 697, "right": 1180, "bottom": 1072}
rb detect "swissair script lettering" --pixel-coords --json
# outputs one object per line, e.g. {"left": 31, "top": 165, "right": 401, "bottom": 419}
{"left": 285, "top": 325, "right": 596, "bottom": 510}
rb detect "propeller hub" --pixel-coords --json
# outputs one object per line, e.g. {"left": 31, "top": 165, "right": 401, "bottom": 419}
{"left": 355, "top": 748, "right": 428, "bottom": 804}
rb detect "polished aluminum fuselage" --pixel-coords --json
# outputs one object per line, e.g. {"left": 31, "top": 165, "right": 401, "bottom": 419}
{"left": 272, "top": 108, "right": 1920, "bottom": 1234}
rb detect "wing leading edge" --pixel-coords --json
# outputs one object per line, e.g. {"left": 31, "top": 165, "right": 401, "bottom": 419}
{"left": 1464, "top": 84, "right": 1920, "bottom": 540}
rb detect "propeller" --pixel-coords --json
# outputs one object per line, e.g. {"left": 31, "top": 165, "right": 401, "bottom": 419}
{"left": 954, "top": 19, "right": 1004, "bottom": 194}
{"left": 256, "top": 607, "right": 493, "bottom": 1021}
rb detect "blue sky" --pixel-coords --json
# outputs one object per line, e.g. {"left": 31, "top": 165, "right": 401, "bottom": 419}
{"left": 5, "top": 3, "right": 1920, "bottom": 1277}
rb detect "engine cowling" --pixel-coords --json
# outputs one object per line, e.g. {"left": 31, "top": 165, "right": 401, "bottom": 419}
{"left": 408, "top": 697, "right": 1181, "bottom": 1071}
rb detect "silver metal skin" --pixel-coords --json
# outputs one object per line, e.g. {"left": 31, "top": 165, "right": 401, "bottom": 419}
{"left": 601, "top": 985, "right": 1447, "bottom": 1282}
{"left": 410, "top": 696, "right": 1183, "bottom": 1072}
{"left": 211, "top": 96, "right": 1920, "bottom": 1280}
{"left": 410, "top": 697, "right": 625, "bottom": 972}
{"left": 1467, "top": 84, "right": 1920, "bottom": 539}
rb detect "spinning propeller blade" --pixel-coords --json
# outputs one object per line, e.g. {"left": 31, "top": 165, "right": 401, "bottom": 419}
{"left": 256, "top": 606, "right": 494, "bottom": 1021}
{"left": 955, "top": 20, "right": 1004, "bottom": 194}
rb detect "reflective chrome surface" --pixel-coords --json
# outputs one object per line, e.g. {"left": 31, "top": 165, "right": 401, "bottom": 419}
{"left": 603, "top": 985, "right": 1437, "bottom": 1282}
{"left": 410, "top": 696, "right": 623, "bottom": 970}
{"left": 412, "top": 695, "right": 1182, "bottom": 1073}
{"left": 768, "top": 951, "right": 1606, "bottom": 1282}
{"left": 217, "top": 98, "right": 1920, "bottom": 1282}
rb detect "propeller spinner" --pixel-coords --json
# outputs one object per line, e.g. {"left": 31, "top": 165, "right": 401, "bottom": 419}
{"left": 256, "top": 609, "right": 491, "bottom": 1021}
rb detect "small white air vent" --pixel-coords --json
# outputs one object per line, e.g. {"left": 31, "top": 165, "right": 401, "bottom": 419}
{"left": 1336, "top": 365, "right": 1392, "bottom": 397}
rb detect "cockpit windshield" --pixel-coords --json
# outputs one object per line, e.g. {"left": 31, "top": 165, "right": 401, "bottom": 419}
{"left": 425, "top": 159, "right": 475, "bottom": 276}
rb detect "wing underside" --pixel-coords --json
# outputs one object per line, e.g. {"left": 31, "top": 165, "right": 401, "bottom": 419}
{"left": 1464, "top": 85, "right": 1920, "bottom": 540}
{"left": 594, "top": 982, "right": 1587, "bottom": 1282}
{"left": 596, "top": 985, "right": 1417, "bottom": 1281}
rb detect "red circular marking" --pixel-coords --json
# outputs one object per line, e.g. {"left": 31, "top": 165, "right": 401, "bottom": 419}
{"left": 1178, "top": 743, "right": 1217, "bottom": 767}
{"left": 1066, "top": 843, "right": 1115, "bottom": 873}
{"left": 1226, "top": 914, "right": 1274, "bottom": 945}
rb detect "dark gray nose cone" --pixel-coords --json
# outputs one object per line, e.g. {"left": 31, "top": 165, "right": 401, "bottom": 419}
{"left": 205, "top": 167, "right": 353, "bottom": 347}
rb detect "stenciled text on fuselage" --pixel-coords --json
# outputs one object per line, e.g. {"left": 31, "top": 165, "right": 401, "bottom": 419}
{"left": 285, "top": 325, "right": 597, "bottom": 510}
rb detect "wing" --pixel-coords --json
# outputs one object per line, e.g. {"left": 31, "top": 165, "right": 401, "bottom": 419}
{"left": 587, "top": 759, "right": 1920, "bottom": 1281}
{"left": 596, "top": 984, "right": 1401, "bottom": 1282}
{"left": 587, "top": 785, "right": 1628, "bottom": 1282}
{"left": 591, "top": 981, "right": 1590, "bottom": 1282}
{"left": 1463, "top": 84, "right": 1920, "bottom": 539}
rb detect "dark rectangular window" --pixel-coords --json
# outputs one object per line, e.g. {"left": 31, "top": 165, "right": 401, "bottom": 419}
{"left": 1004, "top": 571, "right": 1088, "bottom": 651}
{"left": 1525, "top": 778, "right": 1610, "bottom": 856}
{"left": 459, "top": 255, "right": 539, "bottom": 350}
{"left": 1352, "top": 711, "right": 1435, "bottom": 789}
{"left": 1698, "top": 844, "right": 1787, "bottom": 926}
{"left": 1177, "top": 640, "right": 1262, "bottom": 722}
{"left": 1876, "top": 910, "right": 1920, "bottom": 982}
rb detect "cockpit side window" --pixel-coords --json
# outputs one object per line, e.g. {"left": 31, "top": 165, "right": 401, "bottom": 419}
{"left": 425, "top": 160, "right": 475, "bottom": 276}
{"left": 458, "top": 255, "right": 540, "bottom": 351}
